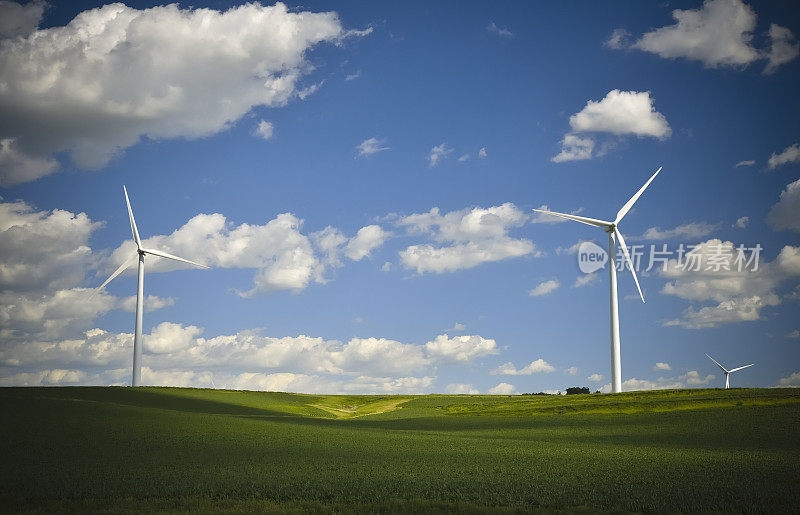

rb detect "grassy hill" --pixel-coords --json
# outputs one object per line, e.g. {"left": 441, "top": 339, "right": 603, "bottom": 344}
{"left": 1, "top": 387, "right": 798, "bottom": 513}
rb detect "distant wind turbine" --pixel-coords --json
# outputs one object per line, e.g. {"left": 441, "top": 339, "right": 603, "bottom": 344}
{"left": 706, "top": 354, "right": 754, "bottom": 389}
{"left": 94, "top": 186, "right": 210, "bottom": 387}
{"left": 534, "top": 166, "right": 662, "bottom": 394}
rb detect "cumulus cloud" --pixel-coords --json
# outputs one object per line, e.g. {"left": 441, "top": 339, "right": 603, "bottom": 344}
{"left": 564, "top": 366, "right": 578, "bottom": 376}
{"left": 355, "top": 137, "right": 389, "bottom": 157}
{"left": 641, "top": 222, "right": 717, "bottom": 240}
{"left": 478, "top": 147, "right": 487, "bottom": 159}
{"left": 491, "top": 358, "right": 555, "bottom": 376}
{"left": 446, "top": 383, "right": 479, "bottom": 394}
{"left": 446, "top": 322, "right": 466, "bottom": 332}
{"left": 106, "top": 210, "right": 388, "bottom": 297}
{"left": 734, "top": 216, "right": 750, "bottom": 228}
{"left": 529, "top": 279, "right": 560, "bottom": 297}
{"left": 0, "top": 0, "right": 45, "bottom": 39}
{"left": 621, "top": 0, "right": 798, "bottom": 73}
{"left": 254, "top": 120, "right": 274, "bottom": 140}
{"left": 0, "top": 323, "right": 498, "bottom": 392}
{"left": 779, "top": 372, "right": 800, "bottom": 387}
{"left": 764, "top": 24, "right": 800, "bottom": 75}
{"left": 551, "top": 134, "right": 595, "bottom": 163}
{"left": 630, "top": 0, "right": 760, "bottom": 68}
{"left": 428, "top": 142, "right": 453, "bottom": 167}
{"left": 397, "top": 203, "right": 537, "bottom": 274}
{"left": 768, "top": 143, "right": 800, "bottom": 170}
{"left": 786, "top": 330, "right": 800, "bottom": 340}
{"left": 488, "top": 382, "right": 517, "bottom": 395}
{"left": 425, "top": 334, "right": 498, "bottom": 363}
{"left": 552, "top": 90, "right": 670, "bottom": 162}
{"left": 654, "top": 362, "right": 672, "bottom": 371}
{"left": 0, "top": 2, "right": 361, "bottom": 185}
{"left": 767, "top": 178, "right": 800, "bottom": 233}
{"left": 344, "top": 225, "right": 390, "bottom": 260}
{"left": 661, "top": 239, "right": 800, "bottom": 328}
{"left": 587, "top": 373, "right": 604, "bottom": 381}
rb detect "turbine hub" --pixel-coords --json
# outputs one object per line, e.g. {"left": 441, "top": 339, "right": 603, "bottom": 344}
{"left": 605, "top": 223, "right": 615, "bottom": 233}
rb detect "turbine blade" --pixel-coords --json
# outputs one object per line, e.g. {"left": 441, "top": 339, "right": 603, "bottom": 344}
{"left": 613, "top": 228, "right": 644, "bottom": 303}
{"left": 614, "top": 166, "right": 662, "bottom": 224}
{"left": 705, "top": 353, "right": 729, "bottom": 374}
{"left": 91, "top": 254, "right": 138, "bottom": 297}
{"left": 729, "top": 364, "right": 754, "bottom": 373}
{"left": 532, "top": 208, "right": 612, "bottom": 228}
{"left": 142, "top": 247, "right": 210, "bottom": 269}
{"left": 124, "top": 186, "right": 142, "bottom": 249}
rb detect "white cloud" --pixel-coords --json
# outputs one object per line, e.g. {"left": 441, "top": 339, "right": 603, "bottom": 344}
{"left": 491, "top": 358, "right": 555, "bottom": 376}
{"left": 778, "top": 372, "right": 800, "bottom": 387}
{"left": 529, "top": 279, "right": 560, "bottom": 297}
{"left": 106, "top": 210, "right": 388, "bottom": 297}
{"left": 764, "top": 24, "right": 800, "bottom": 75}
{"left": 641, "top": 222, "right": 716, "bottom": 240}
{"left": 0, "top": 2, "right": 360, "bottom": 185}
{"left": 344, "top": 225, "right": 389, "bottom": 260}
{"left": 457, "top": 153, "right": 470, "bottom": 162}
{"left": 428, "top": 143, "right": 453, "bottom": 167}
{"left": 0, "top": 368, "right": 87, "bottom": 387}
{"left": 661, "top": 239, "right": 800, "bottom": 328}
{"left": 0, "top": 0, "right": 44, "bottom": 38}
{"left": 631, "top": 0, "right": 760, "bottom": 68}
{"left": 478, "top": 147, "right": 487, "bottom": 159}
{"left": 604, "top": 28, "right": 631, "bottom": 50}
{"left": 488, "top": 382, "right": 517, "bottom": 395}
{"left": 568, "top": 90, "right": 671, "bottom": 139}
{"left": 487, "top": 22, "right": 512, "bottom": 38}
{"left": 587, "top": 373, "right": 604, "bottom": 381}
{"left": 734, "top": 159, "right": 755, "bottom": 168}
{"left": 767, "top": 178, "right": 800, "bottom": 233}
{"left": 356, "top": 137, "right": 389, "bottom": 157}
{"left": 345, "top": 70, "right": 361, "bottom": 81}
{"left": 0, "top": 200, "right": 101, "bottom": 293}
{"left": 446, "top": 322, "right": 466, "bottom": 332}
{"left": 0, "top": 321, "right": 501, "bottom": 393}
{"left": 654, "top": 362, "right": 671, "bottom": 371}
{"left": 425, "top": 334, "right": 498, "bottom": 363}
{"left": 574, "top": 273, "right": 599, "bottom": 288}
{"left": 446, "top": 383, "right": 479, "bottom": 394}
{"left": 681, "top": 370, "right": 715, "bottom": 385}
{"left": 254, "top": 120, "right": 274, "bottom": 140}
{"left": 297, "top": 80, "right": 325, "bottom": 100}
{"left": 551, "top": 134, "right": 594, "bottom": 163}
{"left": 734, "top": 216, "right": 750, "bottom": 228}
{"left": 768, "top": 143, "right": 800, "bottom": 170}
{"left": 786, "top": 330, "right": 800, "bottom": 340}
{"left": 564, "top": 366, "right": 578, "bottom": 376}
{"left": 552, "top": 90, "right": 669, "bottom": 162}
{"left": 397, "top": 203, "right": 537, "bottom": 274}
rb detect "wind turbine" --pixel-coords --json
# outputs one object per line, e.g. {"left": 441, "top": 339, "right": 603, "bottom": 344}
{"left": 94, "top": 186, "right": 210, "bottom": 387}
{"left": 533, "top": 166, "right": 662, "bottom": 394}
{"left": 706, "top": 354, "right": 754, "bottom": 389}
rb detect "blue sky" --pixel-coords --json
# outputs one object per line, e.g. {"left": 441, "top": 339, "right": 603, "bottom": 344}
{"left": 1, "top": 0, "right": 799, "bottom": 393}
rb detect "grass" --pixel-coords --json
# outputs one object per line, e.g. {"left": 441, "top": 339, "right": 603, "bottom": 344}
{"left": 0, "top": 387, "right": 798, "bottom": 513}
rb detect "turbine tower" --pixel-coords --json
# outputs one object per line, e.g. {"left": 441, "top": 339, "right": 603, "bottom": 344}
{"left": 533, "top": 166, "right": 662, "bottom": 394}
{"left": 94, "top": 186, "right": 210, "bottom": 387}
{"left": 706, "top": 354, "right": 754, "bottom": 389}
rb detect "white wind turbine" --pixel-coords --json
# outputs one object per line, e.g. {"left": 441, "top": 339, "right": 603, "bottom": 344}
{"left": 706, "top": 354, "right": 754, "bottom": 389}
{"left": 533, "top": 166, "right": 662, "bottom": 394}
{"left": 94, "top": 186, "right": 210, "bottom": 387}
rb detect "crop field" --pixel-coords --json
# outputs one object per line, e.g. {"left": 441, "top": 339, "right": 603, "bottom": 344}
{"left": 1, "top": 387, "right": 798, "bottom": 513}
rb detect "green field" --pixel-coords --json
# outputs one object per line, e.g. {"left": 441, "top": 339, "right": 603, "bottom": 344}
{"left": 1, "top": 387, "right": 798, "bottom": 513}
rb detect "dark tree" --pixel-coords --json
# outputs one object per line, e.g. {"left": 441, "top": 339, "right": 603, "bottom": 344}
{"left": 565, "top": 387, "right": 590, "bottom": 395}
